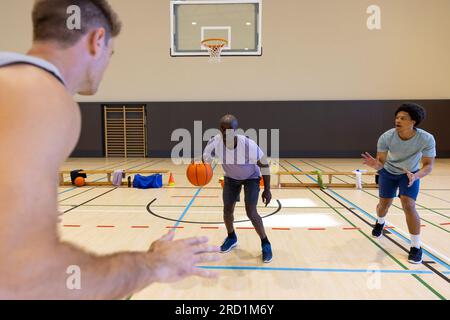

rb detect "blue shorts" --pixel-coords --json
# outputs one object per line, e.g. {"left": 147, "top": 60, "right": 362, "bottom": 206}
{"left": 223, "top": 177, "right": 260, "bottom": 206}
{"left": 378, "top": 168, "right": 420, "bottom": 201}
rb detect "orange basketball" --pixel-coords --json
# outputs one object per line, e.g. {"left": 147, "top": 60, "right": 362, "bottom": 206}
{"left": 186, "top": 162, "right": 213, "bottom": 187}
{"left": 74, "top": 176, "right": 86, "bottom": 187}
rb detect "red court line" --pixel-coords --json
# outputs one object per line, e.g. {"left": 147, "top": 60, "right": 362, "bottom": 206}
{"left": 172, "top": 196, "right": 219, "bottom": 198}
{"left": 440, "top": 222, "right": 450, "bottom": 226}
{"left": 420, "top": 225, "right": 426, "bottom": 227}
{"left": 63, "top": 225, "right": 81, "bottom": 228}
{"left": 166, "top": 226, "right": 184, "bottom": 229}
{"left": 131, "top": 226, "right": 150, "bottom": 229}
{"left": 201, "top": 226, "right": 220, "bottom": 229}
{"left": 385, "top": 226, "right": 395, "bottom": 229}
{"left": 308, "top": 228, "right": 326, "bottom": 231}
{"left": 343, "top": 227, "right": 360, "bottom": 230}
{"left": 272, "top": 228, "right": 291, "bottom": 231}
{"left": 97, "top": 225, "right": 115, "bottom": 228}
{"left": 236, "top": 227, "right": 255, "bottom": 230}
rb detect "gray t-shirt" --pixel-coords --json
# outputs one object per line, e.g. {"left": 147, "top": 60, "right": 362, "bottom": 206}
{"left": 377, "top": 128, "right": 436, "bottom": 175}
{"left": 203, "top": 134, "right": 263, "bottom": 180}
{"left": 0, "top": 52, "right": 65, "bottom": 85}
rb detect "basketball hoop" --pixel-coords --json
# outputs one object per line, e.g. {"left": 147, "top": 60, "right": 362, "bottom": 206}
{"left": 201, "top": 38, "right": 228, "bottom": 63}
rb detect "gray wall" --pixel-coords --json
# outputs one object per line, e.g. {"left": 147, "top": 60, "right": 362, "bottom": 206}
{"left": 72, "top": 100, "right": 450, "bottom": 158}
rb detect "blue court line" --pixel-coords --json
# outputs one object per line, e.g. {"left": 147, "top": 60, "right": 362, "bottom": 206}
{"left": 327, "top": 189, "right": 450, "bottom": 271}
{"left": 173, "top": 187, "right": 203, "bottom": 228}
{"left": 286, "top": 160, "right": 450, "bottom": 271}
{"left": 199, "top": 265, "right": 450, "bottom": 275}
{"left": 172, "top": 163, "right": 217, "bottom": 228}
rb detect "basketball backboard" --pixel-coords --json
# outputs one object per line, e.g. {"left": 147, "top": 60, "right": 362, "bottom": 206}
{"left": 170, "top": 0, "right": 262, "bottom": 56}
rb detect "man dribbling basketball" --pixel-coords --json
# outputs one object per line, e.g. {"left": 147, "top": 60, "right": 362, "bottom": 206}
{"left": 203, "top": 115, "right": 273, "bottom": 263}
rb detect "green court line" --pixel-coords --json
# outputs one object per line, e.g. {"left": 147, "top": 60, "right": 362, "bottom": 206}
{"left": 360, "top": 191, "right": 449, "bottom": 233}
{"left": 362, "top": 188, "right": 450, "bottom": 221}
{"left": 421, "top": 192, "right": 450, "bottom": 204}
{"left": 416, "top": 208, "right": 450, "bottom": 211}
{"left": 281, "top": 160, "right": 446, "bottom": 300}
{"left": 300, "top": 159, "right": 450, "bottom": 224}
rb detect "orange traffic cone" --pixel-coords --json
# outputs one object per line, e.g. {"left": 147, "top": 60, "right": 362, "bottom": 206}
{"left": 168, "top": 172, "right": 175, "bottom": 187}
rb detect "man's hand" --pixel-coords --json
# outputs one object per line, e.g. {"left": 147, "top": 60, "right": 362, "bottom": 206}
{"left": 403, "top": 169, "right": 418, "bottom": 187}
{"left": 262, "top": 189, "right": 272, "bottom": 207}
{"left": 361, "top": 152, "right": 383, "bottom": 170}
{"left": 146, "top": 231, "right": 221, "bottom": 283}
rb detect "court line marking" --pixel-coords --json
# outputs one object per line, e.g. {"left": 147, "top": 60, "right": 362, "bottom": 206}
{"left": 324, "top": 189, "right": 450, "bottom": 286}
{"left": 304, "top": 159, "right": 450, "bottom": 222}
{"left": 421, "top": 191, "right": 450, "bottom": 204}
{"left": 63, "top": 188, "right": 118, "bottom": 214}
{"left": 282, "top": 160, "right": 446, "bottom": 299}
{"left": 59, "top": 224, "right": 385, "bottom": 233}
{"left": 146, "top": 198, "right": 282, "bottom": 225}
{"left": 172, "top": 196, "right": 219, "bottom": 198}
{"left": 170, "top": 163, "right": 219, "bottom": 228}
{"left": 327, "top": 189, "right": 450, "bottom": 267}
{"left": 360, "top": 189, "right": 450, "bottom": 231}
{"left": 199, "top": 265, "right": 450, "bottom": 275}
{"left": 290, "top": 160, "right": 450, "bottom": 268}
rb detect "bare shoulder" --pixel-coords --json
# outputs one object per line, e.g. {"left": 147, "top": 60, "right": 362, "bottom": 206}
{"left": 0, "top": 64, "right": 81, "bottom": 160}
{"left": 0, "top": 64, "right": 77, "bottom": 114}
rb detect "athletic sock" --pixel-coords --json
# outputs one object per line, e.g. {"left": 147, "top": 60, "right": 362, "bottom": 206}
{"left": 410, "top": 234, "right": 421, "bottom": 249}
{"left": 228, "top": 231, "right": 237, "bottom": 239}
{"left": 261, "top": 237, "right": 270, "bottom": 246}
{"left": 377, "top": 217, "right": 386, "bottom": 225}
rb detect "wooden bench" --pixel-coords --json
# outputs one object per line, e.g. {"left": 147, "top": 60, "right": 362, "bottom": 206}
{"left": 59, "top": 169, "right": 170, "bottom": 187}
{"left": 275, "top": 171, "right": 378, "bottom": 189}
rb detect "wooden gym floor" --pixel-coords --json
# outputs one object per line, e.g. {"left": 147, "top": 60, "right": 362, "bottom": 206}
{"left": 58, "top": 158, "right": 450, "bottom": 300}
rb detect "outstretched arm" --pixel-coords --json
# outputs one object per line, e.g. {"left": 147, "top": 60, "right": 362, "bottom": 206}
{"left": 0, "top": 69, "right": 219, "bottom": 300}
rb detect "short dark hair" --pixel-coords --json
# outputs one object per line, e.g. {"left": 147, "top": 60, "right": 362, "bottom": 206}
{"left": 395, "top": 103, "right": 426, "bottom": 127}
{"left": 32, "top": 0, "right": 122, "bottom": 47}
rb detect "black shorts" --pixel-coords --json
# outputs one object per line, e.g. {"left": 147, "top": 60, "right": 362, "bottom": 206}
{"left": 223, "top": 177, "right": 260, "bottom": 206}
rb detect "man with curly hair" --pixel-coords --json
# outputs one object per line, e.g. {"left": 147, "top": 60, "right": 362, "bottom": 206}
{"left": 362, "top": 103, "right": 436, "bottom": 264}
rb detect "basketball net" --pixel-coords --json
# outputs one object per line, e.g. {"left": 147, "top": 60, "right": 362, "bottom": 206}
{"left": 201, "top": 38, "right": 228, "bottom": 63}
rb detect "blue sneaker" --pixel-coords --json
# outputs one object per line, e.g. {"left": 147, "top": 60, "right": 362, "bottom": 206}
{"left": 220, "top": 236, "right": 238, "bottom": 253}
{"left": 262, "top": 243, "right": 273, "bottom": 263}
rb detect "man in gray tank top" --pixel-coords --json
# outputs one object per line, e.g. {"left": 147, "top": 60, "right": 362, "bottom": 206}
{"left": 0, "top": 0, "right": 219, "bottom": 299}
